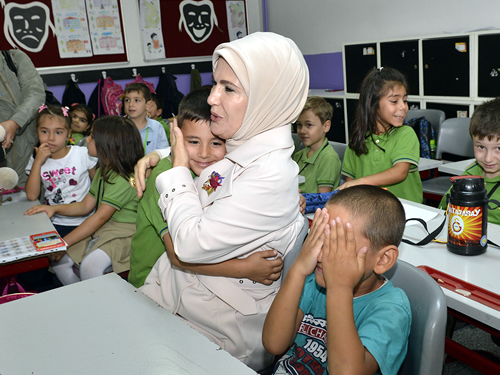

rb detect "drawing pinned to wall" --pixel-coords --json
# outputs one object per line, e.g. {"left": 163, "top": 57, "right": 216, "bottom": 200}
{"left": 225, "top": 0, "right": 246, "bottom": 41}
{"left": 139, "top": 0, "right": 165, "bottom": 60}
{"left": 1, "top": 0, "right": 56, "bottom": 52}
{"left": 86, "top": 0, "right": 124, "bottom": 55}
{"left": 51, "top": 0, "right": 92, "bottom": 58}
{"left": 178, "top": 0, "right": 219, "bottom": 44}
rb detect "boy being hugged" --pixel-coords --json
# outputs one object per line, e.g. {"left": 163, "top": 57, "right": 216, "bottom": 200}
{"left": 263, "top": 185, "right": 411, "bottom": 375}
{"left": 293, "top": 96, "right": 342, "bottom": 193}
{"left": 439, "top": 98, "right": 500, "bottom": 225}
{"left": 123, "top": 83, "right": 169, "bottom": 154}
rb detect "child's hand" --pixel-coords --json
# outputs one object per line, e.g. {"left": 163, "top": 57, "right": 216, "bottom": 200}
{"left": 24, "top": 204, "right": 56, "bottom": 218}
{"left": 133, "top": 151, "right": 161, "bottom": 198}
{"left": 321, "top": 217, "right": 368, "bottom": 292}
{"left": 243, "top": 250, "right": 283, "bottom": 285}
{"left": 298, "top": 189, "right": 306, "bottom": 215}
{"left": 292, "top": 208, "right": 329, "bottom": 277}
{"left": 34, "top": 143, "right": 52, "bottom": 164}
{"left": 170, "top": 118, "right": 190, "bottom": 171}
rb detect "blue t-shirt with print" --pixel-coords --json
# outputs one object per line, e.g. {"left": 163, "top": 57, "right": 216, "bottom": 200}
{"left": 273, "top": 273, "right": 411, "bottom": 375}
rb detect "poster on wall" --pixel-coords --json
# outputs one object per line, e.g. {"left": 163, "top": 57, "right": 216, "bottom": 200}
{"left": 86, "top": 0, "right": 125, "bottom": 55}
{"left": 226, "top": 0, "right": 246, "bottom": 41}
{"left": 139, "top": 0, "right": 165, "bottom": 60}
{"left": 51, "top": 0, "right": 93, "bottom": 58}
{"left": 0, "top": 0, "right": 127, "bottom": 68}
{"left": 158, "top": 0, "right": 246, "bottom": 58}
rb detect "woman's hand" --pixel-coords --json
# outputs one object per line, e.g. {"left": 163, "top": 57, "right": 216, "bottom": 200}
{"left": 170, "top": 118, "right": 190, "bottom": 170}
{"left": 242, "top": 250, "right": 283, "bottom": 285}
{"left": 133, "top": 151, "right": 161, "bottom": 198}
{"left": 1, "top": 120, "right": 19, "bottom": 149}
{"left": 24, "top": 204, "right": 57, "bottom": 218}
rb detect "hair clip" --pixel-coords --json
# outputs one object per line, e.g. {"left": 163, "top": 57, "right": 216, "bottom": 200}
{"left": 38, "top": 104, "right": 48, "bottom": 113}
{"left": 62, "top": 107, "right": 69, "bottom": 117}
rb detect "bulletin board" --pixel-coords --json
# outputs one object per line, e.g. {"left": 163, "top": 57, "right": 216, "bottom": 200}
{"left": 159, "top": 0, "right": 247, "bottom": 59}
{"left": 0, "top": 0, "right": 128, "bottom": 68}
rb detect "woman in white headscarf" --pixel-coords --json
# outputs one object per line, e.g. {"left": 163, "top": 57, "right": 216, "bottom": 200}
{"left": 139, "top": 32, "right": 309, "bottom": 371}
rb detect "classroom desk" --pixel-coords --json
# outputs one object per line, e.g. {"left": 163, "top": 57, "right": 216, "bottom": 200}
{"left": 438, "top": 158, "right": 475, "bottom": 175}
{"left": 0, "top": 193, "right": 56, "bottom": 278}
{"left": 0, "top": 273, "right": 257, "bottom": 374}
{"left": 400, "top": 199, "right": 500, "bottom": 330}
{"left": 418, "top": 157, "right": 443, "bottom": 172}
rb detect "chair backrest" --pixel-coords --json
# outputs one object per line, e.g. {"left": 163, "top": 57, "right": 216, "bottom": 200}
{"left": 292, "top": 133, "right": 305, "bottom": 152}
{"left": 384, "top": 260, "right": 447, "bottom": 375}
{"left": 436, "top": 118, "right": 474, "bottom": 159}
{"left": 328, "top": 141, "right": 348, "bottom": 162}
{"left": 405, "top": 109, "right": 445, "bottom": 139}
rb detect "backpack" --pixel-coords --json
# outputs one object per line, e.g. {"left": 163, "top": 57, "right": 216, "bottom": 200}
{"left": 88, "top": 78, "right": 105, "bottom": 119}
{"left": 101, "top": 77, "right": 124, "bottom": 116}
{"left": 62, "top": 79, "right": 86, "bottom": 107}
{"left": 126, "top": 74, "right": 156, "bottom": 93}
{"left": 156, "top": 70, "right": 184, "bottom": 117}
{"left": 406, "top": 116, "right": 435, "bottom": 159}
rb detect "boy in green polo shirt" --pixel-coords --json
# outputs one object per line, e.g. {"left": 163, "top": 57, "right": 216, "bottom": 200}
{"left": 293, "top": 96, "right": 341, "bottom": 193}
{"left": 129, "top": 87, "right": 284, "bottom": 287}
{"left": 439, "top": 98, "right": 500, "bottom": 225}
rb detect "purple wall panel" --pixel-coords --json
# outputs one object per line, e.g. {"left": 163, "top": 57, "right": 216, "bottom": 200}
{"left": 304, "top": 52, "right": 344, "bottom": 91}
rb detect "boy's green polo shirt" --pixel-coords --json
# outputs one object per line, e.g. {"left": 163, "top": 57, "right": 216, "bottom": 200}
{"left": 293, "top": 138, "right": 341, "bottom": 193}
{"left": 129, "top": 157, "right": 195, "bottom": 288}
{"left": 439, "top": 162, "right": 500, "bottom": 225}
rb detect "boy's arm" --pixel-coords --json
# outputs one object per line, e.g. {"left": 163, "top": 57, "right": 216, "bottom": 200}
{"left": 163, "top": 233, "right": 283, "bottom": 285}
{"left": 263, "top": 208, "right": 330, "bottom": 355}
{"left": 322, "top": 217, "right": 379, "bottom": 374}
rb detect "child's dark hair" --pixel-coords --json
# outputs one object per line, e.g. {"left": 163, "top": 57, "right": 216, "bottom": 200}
{"left": 470, "top": 98, "right": 500, "bottom": 141}
{"left": 301, "top": 96, "right": 333, "bottom": 125}
{"left": 326, "top": 185, "right": 406, "bottom": 252}
{"left": 151, "top": 93, "right": 164, "bottom": 113}
{"left": 91, "top": 116, "right": 144, "bottom": 183}
{"left": 350, "top": 67, "right": 409, "bottom": 156}
{"left": 69, "top": 103, "right": 94, "bottom": 133}
{"left": 36, "top": 105, "right": 71, "bottom": 131}
{"left": 124, "top": 83, "right": 152, "bottom": 102}
{"left": 177, "top": 86, "right": 212, "bottom": 129}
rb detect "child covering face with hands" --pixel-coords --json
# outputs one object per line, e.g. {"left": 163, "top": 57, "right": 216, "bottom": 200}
{"left": 263, "top": 185, "right": 411, "bottom": 375}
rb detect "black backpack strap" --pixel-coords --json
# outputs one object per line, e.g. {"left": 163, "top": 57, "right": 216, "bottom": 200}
{"left": 402, "top": 216, "right": 447, "bottom": 246}
{"left": 2, "top": 50, "right": 17, "bottom": 75}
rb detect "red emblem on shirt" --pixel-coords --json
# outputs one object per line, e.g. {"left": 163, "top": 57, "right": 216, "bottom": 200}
{"left": 202, "top": 171, "right": 224, "bottom": 196}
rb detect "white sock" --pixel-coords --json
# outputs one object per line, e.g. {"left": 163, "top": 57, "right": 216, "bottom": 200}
{"left": 80, "top": 248, "right": 112, "bottom": 281}
{"left": 51, "top": 254, "right": 80, "bottom": 285}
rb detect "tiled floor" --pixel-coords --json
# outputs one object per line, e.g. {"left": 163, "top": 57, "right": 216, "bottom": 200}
{"left": 443, "top": 325, "right": 500, "bottom": 375}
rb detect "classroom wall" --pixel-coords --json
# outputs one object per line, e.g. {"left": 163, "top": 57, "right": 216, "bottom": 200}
{"left": 266, "top": 0, "right": 500, "bottom": 90}
{"left": 44, "top": 0, "right": 264, "bottom": 103}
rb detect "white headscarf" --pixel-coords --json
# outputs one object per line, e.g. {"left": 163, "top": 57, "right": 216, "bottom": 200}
{"left": 213, "top": 32, "right": 309, "bottom": 152}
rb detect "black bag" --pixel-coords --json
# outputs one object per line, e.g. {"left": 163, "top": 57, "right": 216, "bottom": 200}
{"left": 1, "top": 50, "right": 61, "bottom": 107}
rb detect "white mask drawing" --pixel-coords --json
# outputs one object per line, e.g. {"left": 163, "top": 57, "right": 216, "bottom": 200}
{"left": 1, "top": 1, "right": 55, "bottom": 53}
{"left": 178, "top": 0, "right": 218, "bottom": 44}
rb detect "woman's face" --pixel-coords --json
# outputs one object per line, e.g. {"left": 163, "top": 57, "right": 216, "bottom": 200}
{"left": 208, "top": 58, "right": 248, "bottom": 140}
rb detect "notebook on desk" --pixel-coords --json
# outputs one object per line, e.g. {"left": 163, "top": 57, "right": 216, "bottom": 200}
{"left": 0, "top": 231, "right": 66, "bottom": 264}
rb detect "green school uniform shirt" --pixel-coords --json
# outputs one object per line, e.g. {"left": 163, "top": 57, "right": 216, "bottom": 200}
{"left": 293, "top": 138, "right": 342, "bottom": 193}
{"left": 157, "top": 117, "right": 171, "bottom": 141}
{"left": 89, "top": 168, "right": 139, "bottom": 224}
{"left": 438, "top": 162, "right": 500, "bottom": 226}
{"left": 129, "top": 157, "right": 196, "bottom": 288}
{"left": 342, "top": 126, "right": 423, "bottom": 203}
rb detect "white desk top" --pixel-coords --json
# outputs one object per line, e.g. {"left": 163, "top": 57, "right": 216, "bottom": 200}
{"left": 0, "top": 273, "right": 256, "bottom": 374}
{"left": 438, "top": 158, "right": 475, "bottom": 175}
{"left": 0, "top": 195, "right": 54, "bottom": 241}
{"left": 400, "top": 199, "right": 500, "bottom": 330}
{"left": 418, "top": 158, "right": 443, "bottom": 172}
